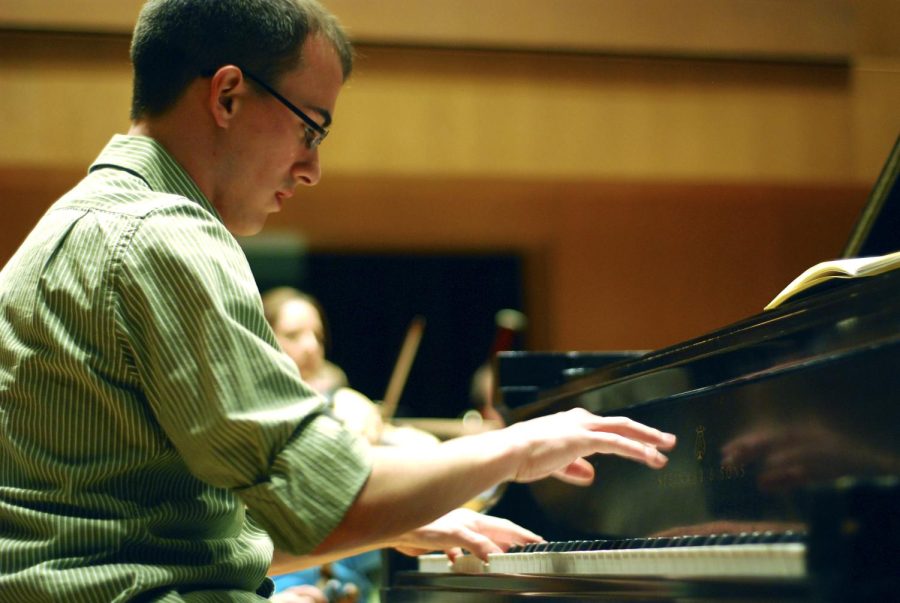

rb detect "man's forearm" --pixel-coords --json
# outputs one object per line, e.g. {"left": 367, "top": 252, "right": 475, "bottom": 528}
{"left": 297, "top": 409, "right": 675, "bottom": 562}
{"left": 269, "top": 544, "right": 379, "bottom": 576}
{"left": 312, "top": 430, "right": 522, "bottom": 556}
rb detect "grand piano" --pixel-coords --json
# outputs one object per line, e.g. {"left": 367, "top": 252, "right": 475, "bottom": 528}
{"left": 382, "top": 136, "right": 900, "bottom": 602}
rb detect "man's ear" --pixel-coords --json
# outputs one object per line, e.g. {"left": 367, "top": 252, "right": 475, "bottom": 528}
{"left": 208, "top": 65, "right": 246, "bottom": 128}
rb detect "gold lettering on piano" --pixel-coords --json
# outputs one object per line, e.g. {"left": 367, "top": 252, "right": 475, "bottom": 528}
{"left": 655, "top": 424, "right": 746, "bottom": 489}
{"left": 657, "top": 464, "right": 746, "bottom": 489}
{"left": 695, "top": 425, "right": 706, "bottom": 461}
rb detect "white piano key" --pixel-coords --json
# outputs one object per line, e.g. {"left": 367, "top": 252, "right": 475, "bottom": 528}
{"left": 420, "top": 541, "right": 807, "bottom": 579}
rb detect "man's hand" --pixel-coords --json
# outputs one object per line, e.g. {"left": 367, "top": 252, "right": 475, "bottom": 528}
{"left": 505, "top": 408, "right": 677, "bottom": 485}
{"left": 393, "top": 508, "right": 543, "bottom": 562}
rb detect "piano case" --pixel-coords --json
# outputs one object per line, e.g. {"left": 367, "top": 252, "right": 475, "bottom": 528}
{"left": 383, "top": 137, "right": 900, "bottom": 602}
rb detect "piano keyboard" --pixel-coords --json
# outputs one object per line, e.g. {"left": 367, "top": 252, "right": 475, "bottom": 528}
{"left": 418, "top": 532, "right": 806, "bottom": 579}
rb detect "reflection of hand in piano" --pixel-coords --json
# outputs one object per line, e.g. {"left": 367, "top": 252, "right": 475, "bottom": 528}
{"left": 720, "top": 421, "right": 900, "bottom": 492}
{"left": 652, "top": 519, "right": 806, "bottom": 538}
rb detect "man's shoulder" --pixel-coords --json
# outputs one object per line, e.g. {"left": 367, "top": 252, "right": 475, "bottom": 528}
{"left": 61, "top": 170, "right": 212, "bottom": 222}
{"left": 45, "top": 171, "right": 235, "bottom": 274}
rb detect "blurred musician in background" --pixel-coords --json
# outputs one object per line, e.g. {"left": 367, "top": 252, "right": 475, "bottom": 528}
{"left": 262, "top": 287, "right": 439, "bottom": 450}
{"left": 262, "top": 288, "right": 349, "bottom": 397}
{"left": 0, "top": 1, "right": 677, "bottom": 601}
{"left": 263, "top": 287, "right": 384, "bottom": 446}
{"left": 263, "top": 287, "right": 382, "bottom": 602}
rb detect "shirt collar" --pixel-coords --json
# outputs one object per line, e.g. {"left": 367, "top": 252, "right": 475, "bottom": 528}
{"left": 89, "top": 134, "right": 221, "bottom": 223}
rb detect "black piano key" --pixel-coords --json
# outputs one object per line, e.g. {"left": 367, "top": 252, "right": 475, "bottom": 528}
{"left": 714, "top": 533, "right": 736, "bottom": 545}
{"left": 733, "top": 532, "right": 752, "bottom": 545}
{"left": 701, "top": 534, "right": 717, "bottom": 545}
{"left": 779, "top": 530, "right": 806, "bottom": 544}
{"left": 685, "top": 535, "right": 707, "bottom": 547}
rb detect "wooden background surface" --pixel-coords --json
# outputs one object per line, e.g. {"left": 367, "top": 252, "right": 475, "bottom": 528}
{"left": 1, "top": 1, "right": 898, "bottom": 360}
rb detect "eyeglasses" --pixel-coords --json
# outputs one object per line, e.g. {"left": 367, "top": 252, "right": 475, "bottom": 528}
{"left": 242, "top": 69, "right": 329, "bottom": 150}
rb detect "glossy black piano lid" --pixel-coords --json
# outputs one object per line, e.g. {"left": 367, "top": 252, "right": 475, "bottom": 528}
{"left": 494, "top": 134, "right": 900, "bottom": 548}
{"left": 385, "top": 141, "right": 900, "bottom": 603}
{"left": 499, "top": 134, "right": 900, "bottom": 425}
{"left": 508, "top": 268, "right": 900, "bottom": 420}
{"left": 508, "top": 269, "right": 900, "bottom": 540}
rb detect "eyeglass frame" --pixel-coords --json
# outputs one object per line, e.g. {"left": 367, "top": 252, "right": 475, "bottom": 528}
{"left": 202, "top": 67, "right": 329, "bottom": 149}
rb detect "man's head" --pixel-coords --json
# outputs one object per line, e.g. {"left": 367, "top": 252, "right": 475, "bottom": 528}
{"left": 128, "top": 0, "right": 353, "bottom": 236}
{"left": 130, "top": 0, "right": 352, "bottom": 120}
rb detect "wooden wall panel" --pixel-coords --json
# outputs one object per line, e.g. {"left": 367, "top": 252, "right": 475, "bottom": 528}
{"left": 261, "top": 175, "right": 867, "bottom": 349}
{"left": 323, "top": 0, "right": 853, "bottom": 62}
{"left": 0, "top": 0, "right": 853, "bottom": 62}
{"left": 2, "top": 30, "right": 897, "bottom": 184}
{"left": 331, "top": 47, "right": 860, "bottom": 182}
{"left": 0, "top": 33, "right": 132, "bottom": 166}
{"left": 0, "top": 3, "right": 893, "bottom": 355}
{"left": 0, "top": 168, "right": 868, "bottom": 351}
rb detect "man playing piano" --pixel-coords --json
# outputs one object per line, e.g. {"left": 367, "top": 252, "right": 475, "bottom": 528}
{"left": 0, "top": 1, "right": 676, "bottom": 601}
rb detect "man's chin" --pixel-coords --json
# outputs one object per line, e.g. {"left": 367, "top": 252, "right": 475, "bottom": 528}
{"left": 227, "top": 219, "right": 267, "bottom": 238}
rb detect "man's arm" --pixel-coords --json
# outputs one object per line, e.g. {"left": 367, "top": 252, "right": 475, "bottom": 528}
{"left": 269, "top": 508, "right": 541, "bottom": 574}
{"left": 278, "top": 408, "right": 675, "bottom": 567}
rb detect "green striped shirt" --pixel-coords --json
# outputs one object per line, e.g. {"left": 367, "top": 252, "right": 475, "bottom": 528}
{"left": 0, "top": 135, "right": 372, "bottom": 602}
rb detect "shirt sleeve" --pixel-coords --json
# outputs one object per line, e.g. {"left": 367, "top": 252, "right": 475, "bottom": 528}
{"left": 113, "top": 198, "right": 372, "bottom": 554}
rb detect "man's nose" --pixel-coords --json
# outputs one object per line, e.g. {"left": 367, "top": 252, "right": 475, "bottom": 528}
{"left": 293, "top": 151, "right": 321, "bottom": 187}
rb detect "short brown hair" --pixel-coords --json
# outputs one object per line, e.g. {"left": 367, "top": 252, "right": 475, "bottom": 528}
{"left": 130, "top": 0, "right": 353, "bottom": 119}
